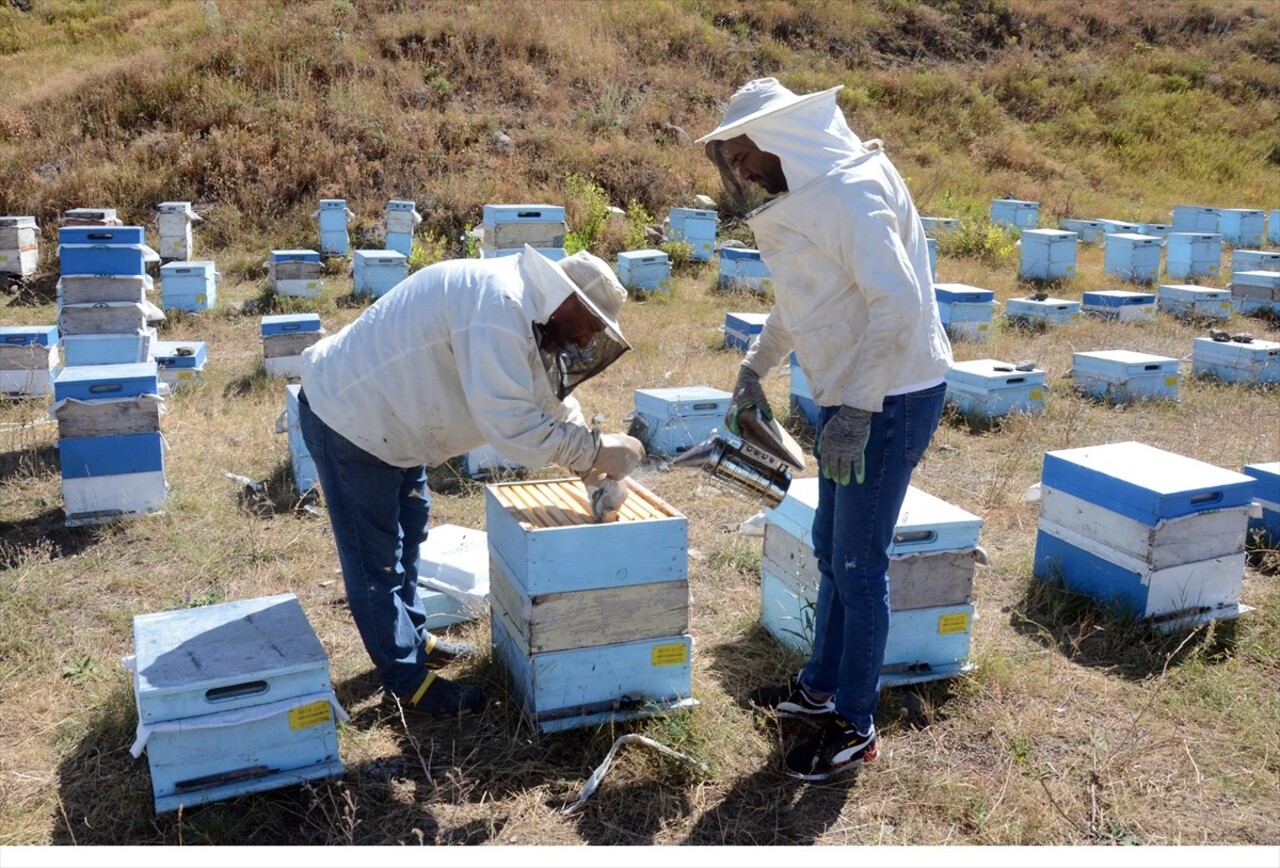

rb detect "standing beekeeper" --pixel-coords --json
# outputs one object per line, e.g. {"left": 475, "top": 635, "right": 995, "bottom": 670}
{"left": 698, "top": 78, "right": 953, "bottom": 779}
{"left": 298, "top": 246, "right": 645, "bottom": 717}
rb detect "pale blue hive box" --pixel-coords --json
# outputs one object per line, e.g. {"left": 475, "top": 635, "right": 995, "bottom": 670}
{"left": 1058, "top": 219, "right": 1106, "bottom": 244}
{"left": 1004, "top": 295, "right": 1081, "bottom": 327}
{"left": 283, "top": 384, "right": 318, "bottom": 495}
{"left": 1242, "top": 462, "right": 1280, "bottom": 544}
{"left": 159, "top": 260, "right": 218, "bottom": 312}
{"left": 481, "top": 204, "right": 567, "bottom": 251}
{"left": 1020, "top": 229, "right": 1078, "bottom": 281}
{"left": 0, "top": 325, "right": 60, "bottom": 397}
{"left": 130, "top": 593, "right": 345, "bottom": 814}
{"left": 1072, "top": 350, "right": 1179, "bottom": 403}
{"left": 485, "top": 477, "right": 694, "bottom": 733}
{"left": 1097, "top": 218, "right": 1139, "bottom": 237}
{"left": 58, "top": 225, "right": 158, "bottom": 277}
{"left": 616, "top": 249, "right": 671, "bottom": 292}
{"left": 61, "top": 330, "right": 154, "bottom": 368}
{"left": 415, "top": 523, "right": 490, "bottom": 631}
{"left": 945, "top": 358, "right": 1046, "bottom": 419}
{"left": 317, "top": 199, "right": 353, "bottom": 255}
{"left": 667, "top": 207, "right": 717, "bottom": 262}
{"left": 1269, "top": 210, "right": 1280, "bottom": 245}
{"left": 718, "top": 247, "right": 772, "bottom": 293}
{"left": 990, "top": 198, "right": 1038, "bottom": 230}
{"left": 1081, "top": 289, "right": 1156, "bottom": 321}
{"left": 1156, "top": 284, "right": 1231, "bottom": 321}
{"left": 935, "top": 283, "right": 996, "bottom": 341}
{"left": 1230, "top": 250, "right": 1280, "bottom": 275}
{"left": 723, "top": 311, "right": 767, "bottom": 351}
{"left": 1171, "top": 205, "right": 1220, "bottom": 233}
{"left": 1136, "top": 223, "right": 1171, "bottom": 241}
{"left": 633, "top": 384, "right": 730, "bottom": 456}
{"left": 1229, "top": 270, "right": 1280, "bottom": 313}
{"left": 761, "top": 480, "right": 982, "bottom": 685}
{"left": 1216, "top": 209, "right": 1264, "bottom": 248}
{"left": 261, "top": 313, "right": 322, "bottom": 336}
{"left": 151, "top": 340, "right": 207, "bottom": 389}
{"left": 1191, "top": 336, "right": 1280, "bottom": 385}
{"left": 1103, "top": 233, "right": 1161, "bottom": 283}
{"left": 352, "top": 249, "right": 407, "bottom": 297}
{"left": 920, "top": 216, "right": 960, "bottom": 235}
{"left": 1166, "top": 232, "right": 1222, "bottom": 280}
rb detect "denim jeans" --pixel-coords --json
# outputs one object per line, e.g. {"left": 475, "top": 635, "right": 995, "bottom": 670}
{"left": 801, "top": 381, "right": 947, "bottom": 734}
{"left": 297, "top": 389, "right": 434, "bottom": 698}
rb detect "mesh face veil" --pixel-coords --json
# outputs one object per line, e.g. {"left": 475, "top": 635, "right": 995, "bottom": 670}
{"left": 535, "top": 318, "right": 629, "bottom": 400}
{"left": 705, "top": 140, "right": 773, "bottom": 220}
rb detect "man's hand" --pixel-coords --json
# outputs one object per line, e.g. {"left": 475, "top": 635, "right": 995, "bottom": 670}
{"left": 816, "top": 405, "right": 873, "bottom": 486}
{"left": 588, "top": 432, "right": 646, "bottom": 479}
{"left": 725, "top": 367, "right": 772, "bottom": 435}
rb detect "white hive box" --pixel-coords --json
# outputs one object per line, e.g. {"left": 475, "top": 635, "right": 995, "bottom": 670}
{"left": 1081, "top": 289, "right": 1156, "bottom": 321}
{"left": 352, "top": 249, "right": 407, "bottom": 297}
{"left": 934, "top": 283, "right": 996, "bottom": 341}
{"left": 261, "top": 314, "right": 324, "bottom": 379}
{"left": 156, "top": 201, "right": 201, "bottom": 260}
{"left": 316, "top": 199, "right": 354, "bottom": 255}
{"left": 1072, "top": 350, "right": 1179, "bottom": 403}
{"left": 1166, "top": 232, "right": 1222, "bottom": 280}
{"left": 61, "top": 329, "right": 155, "bottom": 368}
{"left": 717, "top": 247, "right": 772, "bottom": 293}
{"left": 416, "top": 523, "right": 490, "bottom": 630}
{"left": 151, "top": 340, "right": 207, "bottom": 389}
{"left": 0, "top": 215, "right": 39, "bottom": 276}
{"left": 1103, "top": 233, "right": 1161, "bottom": 283}
{"left": 130, "top": 593, "right": 346, "bottom": 814}
{"left": 1156, "top": 284, "right": 1231, "bottom": 321}
{"left": 384, "top": 199, "right": 422, "bottom": 252}
{"left": 990, "top": 198, "right": 1038, "bottom": 230}
{"left": 1216, "top": 209, "right": 1264, "bottom": 248}
{"left": 945, "top": 358, "right": 1046, "bottom": 419}
{"left": 159, "top": 260, "right": 218, "bottom": 312}
{"left": 1004, "top": 295, "right": 1081, "bottom": 327}
{"left": 59, "top": 298, "right": 165, "bottom": 336}
{"left": 1242, "top": 462, "right": 1280, "bottom": 545}
{"left": 1230, "top": 269, "right": 1280, "bottom": 307}
{"left": 267, "top": 250, "right": 323, "bottom": 298}
{"left": 0, "top": 325, "right": 60, "bottom": 397}
{"left": 1191, "top": 336, "right": 1280, "bottom": 385}
{"left": 1019, "top": 228, "right": 1077, "bottom": 281}
{"left": 1136, "top": 223, "right": 1172, "bottom": 241}
{"left": 282, "top": 384, "right": 318, "bottom": 495}
{"left": 481, "top": 204, "right": 567, "bottom": 251}
{"left": 761, "top": 479, "right": 982, "bottom": 685}
{"left": 633, "top": 384, "right": 731, "bottom": 457}
{"left": 61, "top": 207, "right": 120, "bottom": 226}
{"left": 723, "top": 311, "right": 767, "bottom": 351}
{"left": 1230, "top": 250, "right": 1280, "bottom": 275}
{"left": 1034, "top": 442, "right": 1255, "bottom": 630}
{"left": 485, "top": 477, "right": 695, "bottom": 733}
{"left": 1058, "top": 218, "right": 1106, "bottom": 244}
{"left": 920, "top": 216, "right": 960, "bottom": 235}
{"left": 1098, "top": 219, "right": 1140, "bottom": 238}
{"left": 667, "top": 207, "right": 717, "bottom": 262}
{"left": 1171, "top": 206, "right": 1220, "bottom": 233}
{"left": 616, "top": 249, "right": 671, "bottom": 293}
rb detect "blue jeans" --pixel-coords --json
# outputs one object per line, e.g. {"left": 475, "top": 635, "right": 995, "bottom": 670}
{"left": 297, "top": 389, "right": 434, "bottom": 698}
{"left": 801, "top": 382, "right": 946, "bottom": 734}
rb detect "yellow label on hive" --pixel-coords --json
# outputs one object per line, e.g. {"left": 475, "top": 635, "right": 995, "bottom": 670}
{"left": 937, "top": 612, "right": 970, "bottom": 635}
{"left": 651, "top": 643, "right": 687, "bottom": 666}
{"left": 1030, "top": 389, "right": 1044, "bottom": 399}
{"left": 1164, "top": 376, "right": 1178, "bottom": 386}
{"left": 289, "top": 700, "right": 333, "bottom": 730}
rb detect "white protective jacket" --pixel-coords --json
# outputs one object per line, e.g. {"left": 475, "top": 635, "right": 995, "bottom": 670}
{"left": 731, "top": 93, "right": 953, "bottom": 413}
{"left": 300, "top": 255, "right": 598, "bottom": 471}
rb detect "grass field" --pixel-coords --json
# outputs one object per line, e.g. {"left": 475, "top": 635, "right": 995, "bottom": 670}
{"left": 1, "top": 0, "right": 1278, "bottom": 857}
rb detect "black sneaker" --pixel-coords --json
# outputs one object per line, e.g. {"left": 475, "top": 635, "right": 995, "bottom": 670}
{"left": 402, "top": 672, "right": 486, "bottom": 717}
{"left": 748, "top": 674, "right": 836, "bottom": 723}
{"left": 423, "top": 633, "right": 477, "bottom": 670}
{"left": 784, "top": 717, "right": 879, "bottom": 781}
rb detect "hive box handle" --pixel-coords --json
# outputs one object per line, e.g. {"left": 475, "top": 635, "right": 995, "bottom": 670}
{"left": 205, "top": 680, "right": 269, "bottom": 702}
{"left": 1189, "top": 491, "right": 1222, "bottom": 506}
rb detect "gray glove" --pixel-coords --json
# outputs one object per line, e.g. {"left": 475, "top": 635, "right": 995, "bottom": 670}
{"left": 725, "top": 366, "right": 773, "bottom": 435}
{"left": 817, "top": 405, "right": 873, "bottom": 486}
{"left": 588, "top": 432, "right": 646, "bottom": 479}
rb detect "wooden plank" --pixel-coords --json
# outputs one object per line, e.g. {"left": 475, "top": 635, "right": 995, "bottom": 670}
{"left": 56, "top": 398, "right": 163, "bottom": 439}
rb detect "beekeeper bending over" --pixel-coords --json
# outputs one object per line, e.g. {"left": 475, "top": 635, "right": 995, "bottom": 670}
{"left": 299, "top": 246, "right": 644, "bottom": 717}
{"left": 699, "top": 78, "right": 953, "bottom": 780}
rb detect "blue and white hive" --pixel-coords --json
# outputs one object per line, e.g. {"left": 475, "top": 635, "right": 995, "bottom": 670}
{"left": 0, "top": 325, "right": 60, "bottom": 397}
{"left": 267, "top": 250, "right": 323, "bottom": 298}
{"left": 1020, "top": 229, "right": 1077, "bottom": 281}
{"left": 155, "top": 202, "right": 201, "bottom": 261}
{"left": 718, "top": 247, "right": 772, "bottom": 293}
{"left": 723, "top": 311, "right": 767, "bottom": 352}
{"left": 479, "top": 204, "right": 566, "bottom": 257}
{"left": 1166, "top": 232, "right": 1222, "bottom": 281}
{"left": 0, "top": 215, "right": 39, "bottom": 277}
{"left": 1156, "top": 284, "right": 1231, "bottom": 321}
{"left": 1082, "top": 289, "right": 1156, "bottom": 322}
{"left": 151, "top": 340, "right": 207, "bottom": 390}
{"left": 315, "top": 199, "right": 355, "bottom": 255}
{"left": 1004, "top": 295, "right": 1081, "bottom": 327}
{"left": 159, "top": 260, "right": 218, "bottom": 312}
{"left": 667, "top": 207, "right": 717, "bottom": 262}
{"left": 945, "top": 358, "right": 1046, "bottom": 420}
{"left": 384, "top": 199, "right": 422, "bottom": 257}
{"left": 616, "top": 249, "right": 671, "bottom": 293}
{"left": 934, "top": 283, "right": 997, "bottom": 341}
{"left": 632, "top": 385, "right": 730, "bottom": 457}
{"left": 1191, "top": 336, "right": 1280, "bottom": 385}
{"left": 1103, "top": 233, "right": 1161, "bottom": 283}
{"left": 352, "top": 249, "right": 407, "bottom": 297}
{"left": 1072, "top": 350, "right": 1179, "bottom": 403}
{"left": 990, "top": 198, "right": 1038, "bottom": 231}
{"left": 261, "top": 313, "right": 324, "bottom": 379}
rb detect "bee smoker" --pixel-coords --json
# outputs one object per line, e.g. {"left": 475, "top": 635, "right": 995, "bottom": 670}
{"left": 667, "top": 405, "right": 805, "bottom": 508}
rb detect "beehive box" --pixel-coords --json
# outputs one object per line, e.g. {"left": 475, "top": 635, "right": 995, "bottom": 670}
{"left": 159, "top": 260, "right": 218, "bottom": 312}
{"left": 1231, "top": 250, "right": 1280, "bottom": 275}
{"left": 1034, "top": 441, "right": 1255, "bottom": 630}
{"left": 1136, "top": 223, "right": 1172, "bottom": 241}
{"left": 1166, "top": 233, "right": 1222, "bottom": 280}
{"left": 1191, "top": 336, "right": 1280, "bottom": 385}
{"left": 485, "top": 477, "right": 695, "bottom": 733}
{"left": 57, "top": 226, "right": 158, "bottom": 277}
{"left": 717, "top": 247, "right": 772, "bottom": 293}
{"left": 616, "top": 249, "right": 671, "bottom": 292}
{"left": 1082, "top": 290, "right": 1157, "bottom": 322}
{"left": 262, "top": 314, "right": 324, "bottom": 378}
{"left": 283, "top": 384, "right": 318, "bottom": 494}
{"left": 919, "top": 216, "right": 960, "bottom": 235}
{"left": 352, "top": 249, "right": 407, "bottom": 297}
{"left": 61, "top": 207, "right": 120, "bottom": 226}
{"left": 1216, "top": 209, "right": 1264, "bottom": 248}
{"left": 61, "top": 330, "right": 154, "bottom": 368}
{"left": 724, "top": 311, "right": 768, "bottom": 351}
{"left": 935, "top": 284, "right": 996, "bottom": 341}
{"left": 1098, "top": 218, "right": 1140, "bottom": 237}
{"left": 131, "top": 593, "right": 345, "bottom": 814}
{"left": 317, "top": 199, "right": 353, "bottom": 255}
{"left": 760, "top": 480, "right": 982, "bottom": 685}
{"left": 667, "top": 207, "right": 717, "bottom": 262}
{"left": 267, "top": 250, "right": 323, "bottom": 297}
{"left": 1171, "top": 205, "right": 1220, "bottom": 233}
{"left": 151, "top": 340, "right": 207, "bottom": 389}
{"left": 59, "top": 299, "right": 164, "bottom": 336}
{"left": 1, "top": 325, "right": 60, "bottom": 396}
{"left": 1230, "top": 270, "right": 1280, "bottom": 302}
{"left": 990, "top": 198, "right": 1038, "bottom": 230}
{"left": 1270, "top": 210, "right": 1280, "bottom": 245}
{"left": 481, "top": 204, "right": 567, "bottom": 250}
{"left": 1004, "top": 295, "right": 1081, "bottom": 327}
{"left": 156, "top": 201, "right": 200, "bottom": 260}
{"left": 1156, "top": 284, "right": 1231, "bottom": 321}
{"left": 945, "top": 358, "right": 1046, "bottom": 419}
{"left": 58, "top": 273, "right": 152, "bottom": 306}
{"left": 1103, "top": 233, "right": 1162, "bottom": 283}
{"left": 385, "top": 199, "right": 422, "bottom": 235}
{"left": 0, "top": 215, "right": 39, "bottom": 276}
{"left": 633, "top": 385, "right": 730, "bottom": 456}
{"left": 1242, "top": 462, "right": 1280, "bottom": 545}
{"left": 1058, "top": 218, "right": 1107, "bottom": 244}
{"left": 1072, "top": 351, "right": 1179, "bottom": 403}
{"left": 416, "top": 523, "right": 489, "bottom": 631}
{"left": 1019, "top": 229, "right": 1078, "bottom": 281}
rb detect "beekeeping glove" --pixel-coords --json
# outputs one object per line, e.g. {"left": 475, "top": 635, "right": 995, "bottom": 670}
{"left": 816, "top": 405, "right": 873, "bottom": 486}
{"left": 725, "top": 366, "right": 773, "bottom": 436}
{"left": 586, "top": 431, "right": 646, "bottom": 480}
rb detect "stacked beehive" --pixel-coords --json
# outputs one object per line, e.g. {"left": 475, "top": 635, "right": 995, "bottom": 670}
{"left": 616, "top": 249, "right": 671, "bottom": 293}
{"left": 666, "top": 207, "right": 717, "bottom": 262}
{"left": 56, "top": 225, "right": 163, "bottom": 368}
{"left": 0, "top": 215, "right": 39, "bottom": 281}
{"left": 351, "top": 249, "right": 407, "bottom": 297}
{"left": 934, "top": 283, "right": 997, "bottom": 341}
{"left": 717, "top": 247, "right": 772, "bottom": 293}
{"left": 1019, "top": 228, "right": 1078, "bottom": 281}
{"left": 486, "top": 477, "right": 695, "bottom": 733}
{"left": 1103, "top": 233, "right": 1162, "bottom": 283}
{"left": 155, "top": 201, "right": 201, "bottom": 262}
{"left": 261, "top": 313, "right": 324, "bottom": 379}
{"left": 1156, "top": 284, "right": 1231, "bottom": 321}
{"left": 316, "top": 198, "right": 355, "bottom": 256}
{"left": 267, "top": 249, "right": 323, "bottom": 298}
{"left": 761, "top": 479, "right": 983, "bottom": 686}
{"left": 52, "top": 362, "right": 166, "bottom": 526}
{"left": 990, "top": 198, "right": 1039, "bottom": 230}
{"left": 0, "top": 325, "right": 60, "bottom": 398}
{"left": 129, "top": 593, "right": 346, "bottom": 814}
{"left": 1231, "top": 270, "right": 1280, "bottom": 317}
{"left": 478, "top": 204, "right": 566, "bottom": 260}
{"left": 159, "top": 260, "right": 218, "bottom": 313}
{"left": 1166, "top": 232, "right": 1222, "bottom": 280}
{"left": 1033, "top": 441, "right": 1256, "bottom": 631}
{"left": 384, "top": 199, "right": 421, "bottom": 257}
{"left": 1191, "top": 335, "right": 1280, "bottom": 385}
{"left": 1059, "top": 218, "right": 1107, "bottom": 244}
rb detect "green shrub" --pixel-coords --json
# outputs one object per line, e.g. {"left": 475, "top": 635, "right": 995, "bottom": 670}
{"left": 937, "top": 217, "right": 1017, "bottom": 266}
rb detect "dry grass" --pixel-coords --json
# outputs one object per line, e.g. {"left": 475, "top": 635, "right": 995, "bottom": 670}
{"left": 1, "top": 0, "right": 1279, "bottom": 856}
